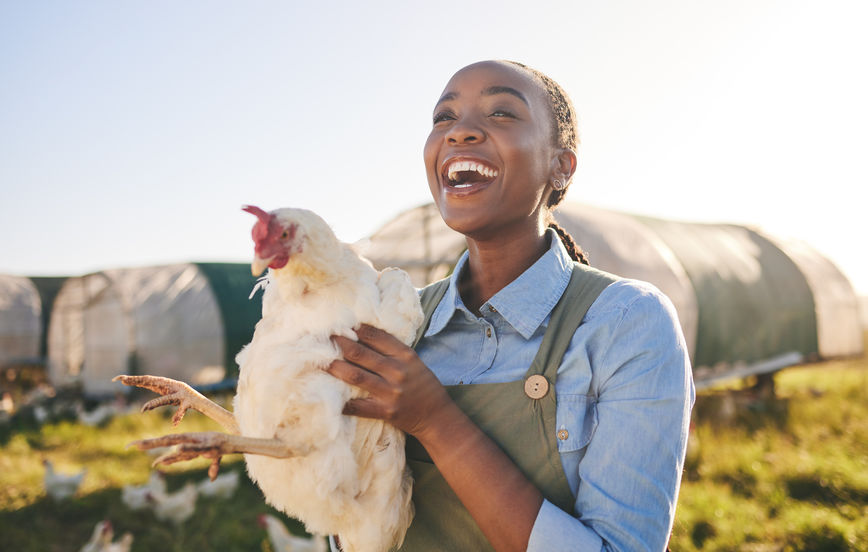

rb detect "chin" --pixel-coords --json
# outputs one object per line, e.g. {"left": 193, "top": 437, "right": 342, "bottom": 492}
{"left": 440, "top": 210, "right": 498, "bottom": 242}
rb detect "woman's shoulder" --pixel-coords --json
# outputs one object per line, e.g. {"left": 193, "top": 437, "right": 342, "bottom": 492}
{"left": 585, "top": 276, "right": 681, "bottom": 330}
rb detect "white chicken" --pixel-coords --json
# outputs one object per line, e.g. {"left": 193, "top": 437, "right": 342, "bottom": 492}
{"left": 196, "top": 469, "right": 240, "bottom": 499}
{"left": 114, "top": 205, "right": 422, "bottom": 552}
{"left": 146, "top": 481, "right": 198, "bottom": 525}
{"left": 76, "top": 401, "right": 119, "bottom": 427}
{"left": 121, "top": 470, "right": 167, "bottom": 511}
{"left": 43, "top": 459, "right": 86, "bottom": 501}
{"left": 79, "top": 520, "right": 133, "bottom": 552}
{"left": 259, "top": 514, "right": 327, "bottom": 552}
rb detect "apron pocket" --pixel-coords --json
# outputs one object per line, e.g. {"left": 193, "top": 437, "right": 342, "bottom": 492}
{"left": 555, "top": 394, "right": 598, "bottom": 452}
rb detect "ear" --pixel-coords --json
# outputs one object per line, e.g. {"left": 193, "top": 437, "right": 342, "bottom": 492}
{"left": 550, "top": 148, "right": 578, "bottom": 184}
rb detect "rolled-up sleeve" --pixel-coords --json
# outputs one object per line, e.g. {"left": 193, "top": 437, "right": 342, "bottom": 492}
{"left": 527, "top": 283, "right": 694, "bottom": 552}
{"left": 528, "top": 498, "right": 604, "bottom": 551}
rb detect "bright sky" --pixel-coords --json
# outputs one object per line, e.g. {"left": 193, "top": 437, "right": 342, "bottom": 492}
{"left": 1, "top": 1, "right": 866, "bottom": 293}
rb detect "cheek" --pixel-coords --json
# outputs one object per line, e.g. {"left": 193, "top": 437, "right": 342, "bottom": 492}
{"left": 513, "top": 137, "right": 554, "bottom": 181}
{"left": 423, "top": 133, "right": 441, "bottom": 193}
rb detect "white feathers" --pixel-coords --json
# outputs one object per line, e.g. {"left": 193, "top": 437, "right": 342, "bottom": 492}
{"left": 233, "top": 207, "right": 423, "bottom": 552}
{"left": 79, "top": 520, "right": 133, "bottom": 552}
{"left": 147, "top": 481, "right": 198, "bottom": 526}
{"left": 43, "top": 459, "right": 86, "bottom": 501}
{"left": 259, "top": 514, "right": 327, "bottom": 552}
{"left": 121, "top": 471, "right": 167, "bottom": 511}
{"left": 196, "top": 469, "right": 240, "bottom": 499}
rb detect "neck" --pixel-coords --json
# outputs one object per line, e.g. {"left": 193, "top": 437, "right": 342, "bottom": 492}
{"left": 458, "top": 227, "right": 550, "bottom": 314}
{"left": 270, "top": 246, "right": 353, "bottom": 297}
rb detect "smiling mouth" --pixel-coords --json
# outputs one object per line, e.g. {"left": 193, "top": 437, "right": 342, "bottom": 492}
{"left": 444, "top": 160, "right": 499, "bottom": 189}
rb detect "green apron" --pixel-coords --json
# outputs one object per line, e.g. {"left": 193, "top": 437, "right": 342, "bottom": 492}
{"left": 399, "top": 263, "right": 617, "bottom": 551}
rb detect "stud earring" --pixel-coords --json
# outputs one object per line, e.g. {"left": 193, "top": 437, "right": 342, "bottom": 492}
{"left": 552, "top": 179, "right": 565, "bottom": 191}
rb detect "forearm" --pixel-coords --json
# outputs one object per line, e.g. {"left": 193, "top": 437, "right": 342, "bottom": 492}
{"left": 416, "top": 401, "right": 544, "bottom": 552}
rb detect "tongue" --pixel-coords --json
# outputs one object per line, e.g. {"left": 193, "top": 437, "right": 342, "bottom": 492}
{"left": 451, "top": 171, "right": 493, "bottom": 186}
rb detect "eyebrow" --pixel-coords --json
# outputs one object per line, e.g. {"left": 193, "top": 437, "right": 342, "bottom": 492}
{"left": 482, "top": 86, "right": 529, "bottom": 105}
{"left": 434, "top": 86, "right": 529, "bottom": 108}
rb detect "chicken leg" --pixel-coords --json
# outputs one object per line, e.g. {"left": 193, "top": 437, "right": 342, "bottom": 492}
{"left": 130, "top": 431, "right": 306, "bottom": 480}
{"left": 115, "top": 374, "right": 312, "bottom": 480}
{"left": 113, "top": 375, "right": 240, "bottom": 434}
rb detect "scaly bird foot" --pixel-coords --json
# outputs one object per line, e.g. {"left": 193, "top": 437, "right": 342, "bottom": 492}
{"left": 129, "top": 431, "right": 303, "bottom": 480}
{"left": 131, "top": 431, "right": 231, "bottom": 481}
{"left": 113, "top": 375, "right": 239, "bottom": 434}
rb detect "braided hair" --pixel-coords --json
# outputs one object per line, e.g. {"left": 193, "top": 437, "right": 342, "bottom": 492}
{"left": 505, "top": 61, "right": 590, "bottom": 266}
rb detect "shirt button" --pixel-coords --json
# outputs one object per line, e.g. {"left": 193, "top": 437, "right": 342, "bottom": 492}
{"left": 486, "top": 327, "right": 492, "bottom": 338}
{"left": 488, "top": 305, "right": 496, "bottom": 313}
{"left": 557, "top": 429, "right": 569, "bottom": 441}
{"left": 524, "top": 374, "right": 549, "bottom": 399}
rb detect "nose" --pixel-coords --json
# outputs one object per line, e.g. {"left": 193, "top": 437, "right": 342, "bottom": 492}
{"left": 445, "top": 117, "right": 484, "bottom": 144}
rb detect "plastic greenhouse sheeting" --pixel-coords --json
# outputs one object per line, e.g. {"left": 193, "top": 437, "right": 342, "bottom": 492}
{"left": 635, "top": 218, "right": 819, "bottom": 384}
{"left": 758, "top": 232, "right": 864, "bottom": 359}
{"left": 365, "top": 203, "right": 700, "bottom": 361}
{"left": 47, "top": 263, "right": 261, "bottom": 397}
{"left": 363, "top": 202, "right": 864, "bottom": 387}
{"left": 0, "top": 275, "right": 41, "bottom": 367}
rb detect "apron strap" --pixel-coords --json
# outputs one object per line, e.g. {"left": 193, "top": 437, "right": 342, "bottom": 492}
{"left": 526, "top": 263, "right": 619, "bottom": 383}
{"left": 412, "top": 278, "right": 450, "bottom": 349}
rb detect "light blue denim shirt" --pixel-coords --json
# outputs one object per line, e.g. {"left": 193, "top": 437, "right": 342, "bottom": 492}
{"left": 414, "top": 230, "right": 695, "bottom": 552}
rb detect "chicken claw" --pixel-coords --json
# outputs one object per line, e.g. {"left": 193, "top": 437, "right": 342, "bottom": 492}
{"left": 130, "top": 431, "right": 302, "bottom": 481}
{"left": 132, "top": 431, "right": 231, "bottom": 480}
{"left": 113, "top": 375, "right": 239, "bottom": 434}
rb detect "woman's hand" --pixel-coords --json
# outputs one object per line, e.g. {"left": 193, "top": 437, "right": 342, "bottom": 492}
{"left": 330, "top": 324, "right": 543, "bottom": 552}
{"left": 327, "top": 324, "right": 455, "bottom": 440}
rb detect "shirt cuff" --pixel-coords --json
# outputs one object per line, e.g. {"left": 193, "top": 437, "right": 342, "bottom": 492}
{"left": 527, "top": 499, "right": 604, "bottom": 552}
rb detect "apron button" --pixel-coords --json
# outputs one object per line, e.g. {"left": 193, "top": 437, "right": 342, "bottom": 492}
{"left": 524, "top": 374, "right": 549, "bottom": 399}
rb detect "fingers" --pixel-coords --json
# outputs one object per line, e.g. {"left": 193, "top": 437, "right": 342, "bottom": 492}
{"left": 354, "top": 324, "right": 412, "bottom": 357}
{"left": 327, "top": 359, "right": 394, "bottom": 397}
{"left": 332, "top": 334, "right": 383, "bottom": 370}
{"left": 331, "top": 334, "right": 406, "bottom": 382}
{"left": 342, "top": 397, "right": 397, "bottom": 422}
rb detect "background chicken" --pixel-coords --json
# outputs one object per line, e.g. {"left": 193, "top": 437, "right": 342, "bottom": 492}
{"left": 259, "top": 514, "right": 327, "bottom": 552}
{"left": 42, "top": 459, "right": 86, "bottom": 501}
{"left": 121, "top": 471, "right": 167, "bottom": 511}
{"left": 79, "top": 520, "right": 133, "bottom": 552}
{"left": 196, "top": 469, "right": 240, "bottom": 500}
{"left": 146, "top": 481, "right": 198, "bottom": 526}
{"left": 115, "top": 205, "right": 422, "bottom": 552}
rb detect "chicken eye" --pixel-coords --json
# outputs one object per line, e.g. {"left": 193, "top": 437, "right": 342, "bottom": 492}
{"left": 280, "top": 231, "right": 289, "bottom": 240}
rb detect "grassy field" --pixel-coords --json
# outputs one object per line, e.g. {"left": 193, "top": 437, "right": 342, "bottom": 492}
{"left": 671, "top": 356, "right": 867, "bottom": 551}
{"left": 0, "top": 396, "right": 313, "bottom": 551}
{"left": 1, "top": 356, "right": 866, "bottom": 551}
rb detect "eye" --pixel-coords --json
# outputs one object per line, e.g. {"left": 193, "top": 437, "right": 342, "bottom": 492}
{"left": 280, "top": 231, "right": 289, "bottom": 240}
{"left": 490, "top": 109, "right": 517, "bottom": 119}
{"left": 433, "top": 110, "right": 455, "bottom": 125}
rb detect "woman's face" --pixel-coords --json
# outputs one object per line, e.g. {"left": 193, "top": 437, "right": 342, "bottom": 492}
{"left": 424, "top": 61, "right": 559, "bottom": 241}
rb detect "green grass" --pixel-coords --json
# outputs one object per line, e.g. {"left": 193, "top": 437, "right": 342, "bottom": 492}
{"left": 0, "top": 398, "right": 310, "bottom": 551}
{"left": 1, "top": 356, "right": 866, "bottom": 551}
{"left": 672, "top": 357, "right": 868, "bottom": 551}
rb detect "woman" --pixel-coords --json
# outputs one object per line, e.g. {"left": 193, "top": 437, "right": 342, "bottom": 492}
{"left": 328, "top": 60, "right": 694, "bottom": 552}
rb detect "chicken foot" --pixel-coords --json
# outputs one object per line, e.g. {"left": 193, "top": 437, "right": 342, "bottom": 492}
{"left": 113, "top": 375, "right": 240, "bottom": 434}
{"left": 131, "top": 431, "right": 307, "bottom": 481}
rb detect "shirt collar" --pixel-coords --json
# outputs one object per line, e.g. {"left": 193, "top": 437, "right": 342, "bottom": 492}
{"left": 425, "top": 229, "right": 574, "bottom": 340}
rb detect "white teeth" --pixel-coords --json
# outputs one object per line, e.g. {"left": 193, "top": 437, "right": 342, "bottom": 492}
{"left": 446, "top": 160, "right": 498, "bottom": 182}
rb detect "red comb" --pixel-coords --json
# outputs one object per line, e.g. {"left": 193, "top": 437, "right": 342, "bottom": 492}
{"left": 242, "top": 205, "right": 271, "bottom": 223}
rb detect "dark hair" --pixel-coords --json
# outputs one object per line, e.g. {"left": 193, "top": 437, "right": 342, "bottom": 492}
{"left": 505, "top": 61, "right": 589, "bottom": 266}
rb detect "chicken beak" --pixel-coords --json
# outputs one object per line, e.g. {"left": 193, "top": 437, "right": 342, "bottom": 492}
{"left": 251, "top": 255, "right": 273, "bottom": 277}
